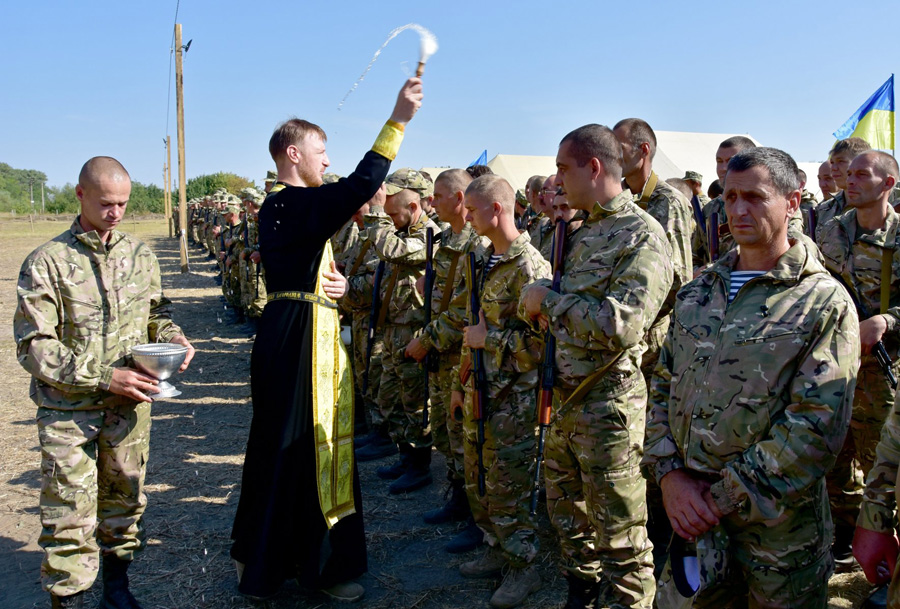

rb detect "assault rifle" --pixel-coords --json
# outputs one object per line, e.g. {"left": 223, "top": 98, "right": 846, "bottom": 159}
{"left": 422, "top": 227, "right": 436, "bottom": 428}
{"left": 363, "top": 261, "right": 386, "bottom": 396}
{"left": 465, "top": 252, "right": 487, "bottom": 497}
{"left": 707, "top": 212, "right": 720, "bottom": 264}
{"left": 874, "top": 342, "right": 899, "bottom": 389}
{"left": 806, "top": 207, "right": 818, "bottom": 239}
{"left": 531, "top": 219, "right": 567, "bottom": 515}
{"left": 690, "top": 195, "right": 706, "bottom": 239}
{"left": 243, "top": 219, "right": 251, "bottom": 282}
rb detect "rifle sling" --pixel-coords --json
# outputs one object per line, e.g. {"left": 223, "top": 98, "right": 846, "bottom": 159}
{"left": 561, "top": 351, "right": 626, "bottom": 408}
{"left": 881, "top": 225, "right": 896, "bottom": 314}
{"left": 348, "top": 240, "right": 373, "bottom": 277}
{"left": 377, "top": 267, "right": 400, "bottom": 328}
{"left": 439, "top": 252, "right": 464, "bottom": 313}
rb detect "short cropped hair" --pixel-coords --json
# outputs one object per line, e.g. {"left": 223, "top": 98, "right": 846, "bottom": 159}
{"left": 726, "top": 147, "right": 800, "bottom": 196}
{"left": 269, "top": 118, "right": 327, "bottom": 162}
{"left": 830, "top": 137, "right": 872, "bottom": 159}
{"left": 719, "top": 136, "right": 757, "bottom": 152}
{"left": 465, "top": 174, "right": 515, "bottom": 213}
{"left": 466, "top": 165, "right": 493, "bottom": 179}
{"left": 559, "top": 124, "right": 623, "bottom": 180}
{"left": 614, "top": 118, "right": 657, "bottom": 161}
{"left": 435, "top": 168, "right": 473, "bottom": 194}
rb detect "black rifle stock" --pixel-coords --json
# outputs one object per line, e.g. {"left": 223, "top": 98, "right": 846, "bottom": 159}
{"left": 806, "top": 207, "right": 818, "bottom": 239}
{"left": 363, "top": 261, "right": 386, "bottom": 396}
{"left": 690, "top": 195, "right": 706, "bottom": 239}
{"left": 465, "top": 252, "right": 487, "bottom": 497}
{"left": 874, "top": 342, "right": 898, "bottom": 389}
{"left": 422, "top": 228, "right": 436, "bottom": 428}
{"left": 708, "top": 212, "right": 720, "bottom": 264}
{"left": 531, "top": 220, "right": 566, "bottom": 516}
{"left": 243, "top": 219, "right": 251, "bottom": 282}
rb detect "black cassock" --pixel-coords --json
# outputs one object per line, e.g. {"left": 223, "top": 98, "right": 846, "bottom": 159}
{"left": 230, "top": 151, "right": 389, "bottom": 597}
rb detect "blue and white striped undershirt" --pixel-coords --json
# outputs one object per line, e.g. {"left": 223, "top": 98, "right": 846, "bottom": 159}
{"left": 728, "top": 271, "right": 765, "bottom": 303}
{"left": 485, "top": 253, "right": 503, "bottom": 273}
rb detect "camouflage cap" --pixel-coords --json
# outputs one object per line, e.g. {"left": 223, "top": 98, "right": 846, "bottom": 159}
{"left": 224, "top": 201, "right": 242, "bottom": 214}
{"left": 240, "top": 187, "right": 265, "bottom": 204}
{"left": 683, "top": 170, "right": 703, "bottom": 183}
{"left": 265, "top": 170, "right": 277, "bottom": 183}
{"left": 322, "top": 172, "right": 341, "bottom": 185}
{"left": 516, "top": 189, "right": 528, "bottom": 206}
{"left": 385, "top": 168, "right": 431, "bottom": 197}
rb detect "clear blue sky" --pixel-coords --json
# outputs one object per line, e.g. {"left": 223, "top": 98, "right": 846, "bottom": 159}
{"left": 2, "top": 0, "right": 897, "bottom": 190}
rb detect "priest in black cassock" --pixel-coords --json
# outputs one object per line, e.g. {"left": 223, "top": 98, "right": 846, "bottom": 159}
{"left": 230, "top": 78, "right": 424, "bottom": 602}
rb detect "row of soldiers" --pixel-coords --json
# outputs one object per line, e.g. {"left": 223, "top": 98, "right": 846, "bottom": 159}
{"left": 324, "top": 119, "right": 900, "bottom": 609}
{"left": 182, "top": 181, "right": 273, "bottom": 327}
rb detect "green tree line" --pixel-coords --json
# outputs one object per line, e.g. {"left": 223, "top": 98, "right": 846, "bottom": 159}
{"left": 0, "top": 162, "right": 255, "bottom": 215}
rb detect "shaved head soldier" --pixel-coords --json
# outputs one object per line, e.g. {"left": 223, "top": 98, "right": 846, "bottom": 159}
{"left": 814, "top": 137, "right": 872, "bottom": 244}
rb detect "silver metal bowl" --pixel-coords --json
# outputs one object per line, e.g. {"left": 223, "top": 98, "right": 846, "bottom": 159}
{"left": 131, "top": 343, "right": 188, "bottom": 398}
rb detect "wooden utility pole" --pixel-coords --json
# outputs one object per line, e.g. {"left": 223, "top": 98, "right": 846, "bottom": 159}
{"left": 166, "top": 135, "right": 173, "bottom": 238}
{"left": 175, "top": 24, "right": 189, "bottom": 272}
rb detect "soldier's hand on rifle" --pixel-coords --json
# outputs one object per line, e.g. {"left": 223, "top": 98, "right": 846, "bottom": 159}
{"left": 218, "top": 251, "right": 226, "bottom": 261}
{"left": 463, "top": 311, "right": 487, "bottom": 349}
{"left": 415, "top": 275, "right": 426, "bottom": 296}
{"left": 213, "top": 226, "right": 221, "bottom": 236}
{"left": 450, "top": 390, "right": 464, "bottom": 421}
{"left": 321, "top": 260, "right": 348, "bottom": 300}
{"left": 225, "top": 238, "right": 233, "bottom": 248}
{"left": 860, "top": 314, "right": 888, "bottom": 355}
{"left": 225, "top": 257, "right": 232, "bottom": 269}
{"left": 405, "top": 337, "right": 428, "bottom": 362}
{"left": 250, "top": 251, "right": 261, "bottom": 264}
{"left": 109, "top": 368, "right": 160, "bottom": 402}
{"left": 522, "top": 284, "right": 550, "bottom": 330}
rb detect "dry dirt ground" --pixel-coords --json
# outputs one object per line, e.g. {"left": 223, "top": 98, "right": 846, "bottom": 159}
{"left": 0, "top": 216, "right": 878, "bottom": 608}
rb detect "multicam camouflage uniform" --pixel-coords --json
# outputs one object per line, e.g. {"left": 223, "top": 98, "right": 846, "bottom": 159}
{"left": 220, "top": 210, "right": 243, "bottom": 312}
{"left": 364, "top": 205, "right": 439, "bottom": 449}
{"left": 643, "top": 237, "right": 860, "bottom": 609}
{"left": 858, "top": 389, "right": 900, "bottom": 605}
{"left": 818, "top": 206, "right": 900, "bottom": 532}
{"left": 814, "top": 190, "right": 848, "bottom": 244}
{"left": 528, "top": 214, "right": 554, "bottom": 261}
{"left": 519, "top": 190, "right": 672, "bottom": 608}
{"left": 14, "top": 220, "right": 183, "bottom": 596}
{"left": 239, "top": 189, "right": 267, "bottom": 318}
{"left": 332, "top": 218, "right": 359, "bottom": 268}
{"left": 343, "top": 231, "right": 386, "bottom": 431}
{"left": 436, "top": 233, "right": 550, "bottom": 566}
{"left": 418, "top": 224, "right": 487, "bottom": 481}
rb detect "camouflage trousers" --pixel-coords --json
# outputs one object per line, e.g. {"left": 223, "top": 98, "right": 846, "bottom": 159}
{"left": 545, "top": 379, "right": 655, "bottom": 609}
{"left": 378, "top": 324, "right": 429, "bottom": 448}
{"left": 36, "top": 403, "right": 151, "bottom": 596}
{"left": 430, "top": 353, "right": 465, "bottom": 482}
{"left": 827, "top": 360, "right": 898, "bottom": 529}
{"left": 657, "top": 480, "right": 833, "bottom": 609}
{"left": 240, "top": 259, "right": 267, "bottom": 318}
{"left": 462, "top": 387, "right": 538, "bottom": 568}
{"left": 224, "top": 260, "right": 243, "bottom": 309}
{"left": 350, "top": 312, "right": 384, "bottom": 429}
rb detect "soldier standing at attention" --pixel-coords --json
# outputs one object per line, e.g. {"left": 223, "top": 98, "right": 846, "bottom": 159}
{"left": 14, "top": 156, "right": 195, "bottom": 609}
{"left": 521, "top": 124, "right": 673, "bottom": 609}
{"left": 819, "top": 151, "right": 900, "bottom": 572}
{"left": 815, "top": 137, "right": 872, "bottom": 243}
{"left": 442, "top": 175, "right": 550, "bottom": 608}
{"left": 644, "top": 148, "right": 860, "bottom": 608}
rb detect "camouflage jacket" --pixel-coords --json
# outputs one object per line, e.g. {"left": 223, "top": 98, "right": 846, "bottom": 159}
{"left": 363, "top": 207, "right": 440, "bottom": 326}
{"left": 814, "top": 190, "right": 847, "bottom": 244}
{"left": 529, "top": 215, "right": 554, "bottom": 261}
{"left": 643, "top": 237, "right": 860, "bottom": 522}
{"left": 859, "top": 399, "right": 900, "bottom": 533}
{"left": 418, "top": 224, "right": 488, "bottom": 354}
{"left": 819, "top": 205, "right": 900, "bottom": 359}
{"left": 343, "top": 228, "right": 381, "bottom": 316}
{"left": 246, "top": 213, "right": 260, "bottom": 253}
{"left": 225, "top": 219, "right": 246, "bottom": 264}
{"left": 427, "top": 232, "right": 550, "bottom": 400}
{"left": 331, "top": 218, "right": 359, "bottom": 269}
{"left": 631, "top": 174, "right": 693, "bottom": 354}
{"left": 14, "top": 219, "right": 182, "bottom": 410}
{"left": 519, "top": 190, "right": 674, "bottom": 394}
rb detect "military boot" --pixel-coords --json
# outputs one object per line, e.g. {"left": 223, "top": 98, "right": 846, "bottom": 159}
{"left": 389, "top": 446, "right": 433, "bottom": 494}
{"left": 355, "top": 432, "right": 398, "bottom": 461}
{"left": 490, "top": 565, "right": 541, "bottom": 609}
{"left": 562, "top": 575, "right": 599, "bottom": 609}
{"left": 423, "top": 478, "right": 470, "bottom": 524}
{"left": 446, "top": 516, "right": 485, "bottom": 553}
{"left": 100, "top": 554, "right": 143, "bottom": 609}
{"left": 459, "top": 545, "right": 505, "bottom": 578}
{"left": 377, "top": 445, "right": 411, "bottom": 480}
{"left": 51, "top": 592, "right": 84, "bottom": 609}
{"left": 833, "top": 524, "right": 859, "bottom": 573}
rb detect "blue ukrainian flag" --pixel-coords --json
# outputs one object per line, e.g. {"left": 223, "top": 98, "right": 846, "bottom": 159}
{"left": 833, "top": 74, "right": 895, "bottom": 150}
{"left": 468, "top": 150, "right": 488, "bottom": 167}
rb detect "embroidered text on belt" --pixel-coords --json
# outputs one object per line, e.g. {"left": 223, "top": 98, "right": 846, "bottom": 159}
{"left": 267, "top": 290, "right": 338, "bottom": 309}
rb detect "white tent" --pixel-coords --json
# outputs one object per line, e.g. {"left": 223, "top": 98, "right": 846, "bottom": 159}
{"left": 433, "top": 131, "right": 826, "bottom": 200}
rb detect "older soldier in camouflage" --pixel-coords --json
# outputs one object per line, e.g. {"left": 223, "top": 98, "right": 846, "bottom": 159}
{"left": 521, "top": 124, "right": 673, "bottom": 609}
{"left": 14, "top": 157, "right": 194, "bottom": 609}
{"left": 644, "top": 148, "right": 860, "bottom": 609}
{"left": 815, "top": 137, "right": 873, "bottom": 244}
{"left": 434, "top": 175, "right": 550, "bottom": 608}
{"left": 405, "top": 170, "right": 480, "bottom": 514}
{"left": 819, "top": 151, "right": 900, "bottom": 570}
{"left": 361, "top": 168, "right": 440, "bottom": 494}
